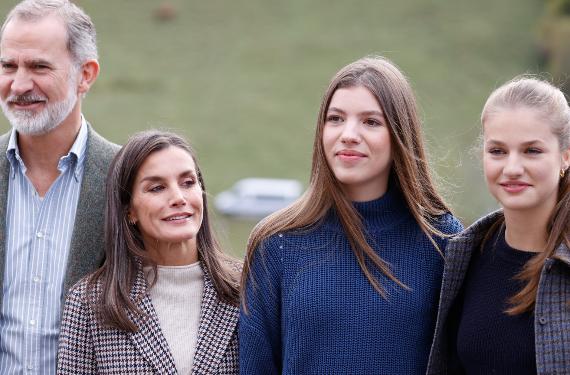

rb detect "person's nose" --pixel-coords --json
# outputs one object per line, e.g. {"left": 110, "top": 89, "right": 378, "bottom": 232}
{"left": 10, "top": 68, "right": 34, "bottom": 96}
{"left": 340, "top": 119, "right": 361, "bottom": 145}
{"left": 169, "top": 186, "right": 187, "bottom": 207}
{"left": 503, "top": 153, "right": 524, "bottom": 177}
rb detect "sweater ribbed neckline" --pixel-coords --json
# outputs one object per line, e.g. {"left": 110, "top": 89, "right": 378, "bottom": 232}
{"left": 144, "top": 261, "right": 203, "bottom": 287}
{"left": 324, "top": 183, "right": 410, "bottom": 233}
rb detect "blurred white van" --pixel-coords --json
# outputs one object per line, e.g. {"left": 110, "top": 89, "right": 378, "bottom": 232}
{"left": 214, "top": 178, "right": 303, "bottom": 218}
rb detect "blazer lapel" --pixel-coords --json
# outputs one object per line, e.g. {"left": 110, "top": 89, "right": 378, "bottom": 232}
{"left": 192, "top": 270, "right": 239, "bottom": 375}
{"left": 553, "top": 243, "right": 570, "bottom": 268}
{"left": 428, "top": 210, "right": 504, "bottom": 371}
{"left": 63, "top": 125, "right": 118, "bottom": 301}
{"left": 0, "top": 132, "right": 10, "bottom": 310}
{"left": 128, "top": 268, "right": 178, "bottom": 374}
{"left": 440, "top": 210, "right": 504, "bottom": 308}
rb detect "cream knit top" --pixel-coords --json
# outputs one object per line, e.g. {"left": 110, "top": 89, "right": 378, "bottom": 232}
{"left": 145, "top": 262, "right": 204, "bottom": 374}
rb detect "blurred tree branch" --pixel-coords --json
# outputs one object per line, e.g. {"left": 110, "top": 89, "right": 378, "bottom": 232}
{"left": 538, "top": 0, "right": 570, "bottom": 93}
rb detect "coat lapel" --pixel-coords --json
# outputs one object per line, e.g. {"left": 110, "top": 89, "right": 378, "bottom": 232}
{"left": 192, "top": 269, "right": 239, "bottom": 375}
{"left": 128, "top": 267, "right": 178, "bottom": 374}
{"left": 63, "top": 125, "right": 118, "bottom": 301}
{"left": 0, "top": 132, "right": 10, "bottom": 310}
{"left": 428, "top": 210, "right": 504, "bottom": 372}
{"left": 553, "top": 243, "right": 570, "bottom": 268}
{"left": 441, "top": 210, "right": 504, "bottom": 306}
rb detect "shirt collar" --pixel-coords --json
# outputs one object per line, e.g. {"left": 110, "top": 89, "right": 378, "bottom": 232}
{"left": 67, "top": 116, "right": 89, "bottom": 180}
{"left": 6, "top": 116, "right": 89, "bottom": 181}
{"left": 6, "top": 128, "right": 23, "bottom": 178}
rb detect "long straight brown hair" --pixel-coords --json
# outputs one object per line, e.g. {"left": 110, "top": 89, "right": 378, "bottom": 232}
{"left": 87, "top": 130, "right": 240, "bottom": 332}
{"left": 480, "top": 77, "right": 570, "bottom": 315}
{"left": 241, "top": 56, "right": 452, "bottom": 305}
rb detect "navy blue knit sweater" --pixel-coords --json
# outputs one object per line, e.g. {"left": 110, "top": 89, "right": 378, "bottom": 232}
{"left": 239, "top": 185, "right": 463, "bottom": 374}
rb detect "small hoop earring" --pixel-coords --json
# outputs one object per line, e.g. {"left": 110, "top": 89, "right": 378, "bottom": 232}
{"left": 561, "top": 169, "right": 566, "bottom": 178}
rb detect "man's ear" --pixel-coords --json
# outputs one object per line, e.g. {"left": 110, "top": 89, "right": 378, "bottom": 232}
{"left": 77, "top": 59, "right": 100, "bottom": 95}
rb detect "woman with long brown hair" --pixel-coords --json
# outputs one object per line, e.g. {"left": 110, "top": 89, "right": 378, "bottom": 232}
{"left": 427, "top": 77, "right": 570, "bottom": 374}
{"left": 57, "top": 130, "right": 240, "bottom": 374}
{"left": 239, "top": 56, "right": 463, "bottom": 374}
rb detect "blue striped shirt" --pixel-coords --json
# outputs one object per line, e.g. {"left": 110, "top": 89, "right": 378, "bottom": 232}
{"left": 0, "top": 119, "right": 88, "bottom": 374}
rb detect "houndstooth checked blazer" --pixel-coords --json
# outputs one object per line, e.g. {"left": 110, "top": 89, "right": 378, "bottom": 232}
{"left": 57, "top": 264, "right": 239, "bottom": 374}
{"left": 427, "top": 210, "right": 570, "bottom": 375}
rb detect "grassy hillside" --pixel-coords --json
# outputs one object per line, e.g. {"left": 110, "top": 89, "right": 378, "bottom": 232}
{"left": 0, "top": 0, "right": 543, "bottom": 256}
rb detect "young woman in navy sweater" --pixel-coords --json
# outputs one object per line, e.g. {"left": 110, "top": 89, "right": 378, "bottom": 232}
{"left": 239, "top": 56, "right": 463, "bottom": 374}
{"left": 427, "top": 77, "right": 570, "bottom": 374}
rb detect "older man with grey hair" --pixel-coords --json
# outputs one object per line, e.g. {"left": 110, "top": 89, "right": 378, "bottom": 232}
{"left": 0, "top": 0, "right": 119, "bottom": 372}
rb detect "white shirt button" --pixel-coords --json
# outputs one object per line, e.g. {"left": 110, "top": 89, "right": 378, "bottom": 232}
{"left": 32, "top": 276, "right": 40, "bottom": 283}
{"left": 27, "top": 364, "right": 34, "bottom": 370}
{"left": 29, "top": 319, "right": 36, "bottom": 326}
{"left": 36, "top": 232, "right": 43, "bottom": 238}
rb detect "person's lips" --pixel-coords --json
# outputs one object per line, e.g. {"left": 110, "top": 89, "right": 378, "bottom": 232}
{"left": 336, "top": 149, "right": 367, "bottom": 162}
{"left": 7, "top": 94, "right": 47, "bottom": 110}
{"left": 499, "top": 181, "right": 531, "bottom": 193}
{"left": 162, "top": 212, "right": 193, "bottom": 223}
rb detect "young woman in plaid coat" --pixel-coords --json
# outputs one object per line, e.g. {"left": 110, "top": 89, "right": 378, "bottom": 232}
{"left": 57, "top": 131, "right": 240, "bottom": 374}
{"left": 427, "top": 77, "right": 570, "bottom": 374}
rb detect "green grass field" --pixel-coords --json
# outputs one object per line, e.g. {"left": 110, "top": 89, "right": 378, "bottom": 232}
{"left": 0, "top": 0, "right": 543, "bottom": 257}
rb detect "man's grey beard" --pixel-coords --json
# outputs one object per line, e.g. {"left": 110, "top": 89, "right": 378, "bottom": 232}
{"left": 0, "top": 78, "right": 78, "bottom": 136}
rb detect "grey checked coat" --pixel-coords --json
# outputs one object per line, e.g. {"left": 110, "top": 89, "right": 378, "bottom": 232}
{"left": 57, "top": 264, "right": 239, "bottom": 374}
{"left": 427, "top": 210, "right": 570, "bottom": 375}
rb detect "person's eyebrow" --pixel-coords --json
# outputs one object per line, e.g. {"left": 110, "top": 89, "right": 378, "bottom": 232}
{"left": 138, "top": 170, "right": 196, "bottom": 183}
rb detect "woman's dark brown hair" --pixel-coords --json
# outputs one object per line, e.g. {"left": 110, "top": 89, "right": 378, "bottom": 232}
{"left": 87, "top": 130, "right": 240, "bottom": 332}
{"left": 242, "top": 56, "right": 452, "bottom": 307}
